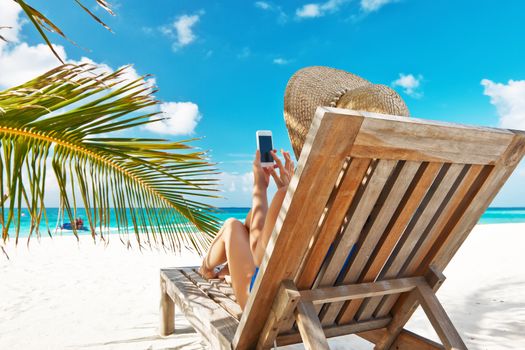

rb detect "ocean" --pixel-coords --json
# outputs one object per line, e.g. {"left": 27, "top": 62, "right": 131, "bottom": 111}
{"left": 7, "top": 207, "right": 525, "bottom": 238}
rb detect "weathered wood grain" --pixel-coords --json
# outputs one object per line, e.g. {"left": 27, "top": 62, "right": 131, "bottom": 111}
{"left": 322, "top": 161, "right": 421, "bottom": 325}
{"left": 300, "top": 277, "right": 423, "bottom": 304}
{"left": 356, "top": 163, "right": 465, "bottom": 321}
{"left": 415, "top": 282, "right": 467, "bottom": 349}
{"left": 257, "top": 280, "right": 301, "bottom": 350}
{"left": 161, "top": 269, "right": 238, "bottom": 350}
{"left": 159, "top": 276, "right": 175, "bottom": 336}
{"left": 183, "top": 269, "right": 243, "bottom": 319}
{"left": 295, "top": 300, "right": 330, "bottom": 350}
{"left": 233, "top": 108, "right": 365, "bottom": 349}
{"left": 276, "top": 317, "right": 391, "bottom": 347}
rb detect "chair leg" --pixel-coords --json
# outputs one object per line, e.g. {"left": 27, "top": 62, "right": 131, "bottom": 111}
{"left": 414, "top": 283, "right": 467, "bottom": 350}
{"left": 375, "top": 280, "right": 466, "bottom": 350}
{"left": 295, "top": 300, "right": 330, "bottom": 350}
{"left": 160, "top": 277, "right": 175, "bottom": 336}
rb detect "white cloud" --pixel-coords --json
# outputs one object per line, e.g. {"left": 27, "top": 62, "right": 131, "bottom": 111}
{"left": 482, "top": 79, "right": 525, "bottom": 130}
{"left": 360, "top": 0, "right": 396, "bottom": 13}
{"left": 255, "top": 1, "right": 288, "bottom": 22}
{"left": 296, "top": 0, "right": 347, "bottom": 19}
{"left": 0, "top": 1, "right": 65, "bottom": 88}
{"left": 145, "top": 102, "right": 202, "bottom": 136}
{"left": 296, "top": 4, "right": 322, "bottom": 18}
{"left": 255, "top": 1, "right": 271, "bottom": 10}
{"left": 392, "top": 73, "right": 423, "bottom": 98}
{"left": 0, "top": 0, "right": 23, "bottom": 50}
{"left": 273, "top": 57, "right": 290, "bottom": 65}
{"left": 211, "top": 171, "right": 253, "bottom": 206}
{"left": 0, "top": 4, "right": 202, "bottom": 138}
{"left": 174, "top": 14, "right": 199, "bottom": 46}
{"left": 162, "top": 13, "right": 201, "bottom": 51}
{"left": 212, "top": 171, "right": 278, "bottom": 207}
{"left": 0, "top": 43, "right": 66, "bottom": 88}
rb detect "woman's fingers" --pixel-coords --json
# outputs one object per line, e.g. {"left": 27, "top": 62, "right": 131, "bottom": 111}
{"left": 281, "top": 151, "right": 295, "bottom": 180}
{"left": 271, "top": 150, "right": 285, "bottom": 173}
{"left": 254, "top": 150, "right": 261, "bottom": 165}
{"left": 269, "top": 167, "right": 281, "bottom": 186}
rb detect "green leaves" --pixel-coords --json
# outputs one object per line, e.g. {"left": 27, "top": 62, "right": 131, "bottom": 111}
{"left": 0, "top": 64, "right": 220, "bottom": 255}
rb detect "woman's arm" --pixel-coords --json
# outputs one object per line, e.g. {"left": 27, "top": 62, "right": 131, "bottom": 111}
{"left": 251, "top": 150, "right": 294, "bottom": 267}
{"left": 243, "top": 208, "right": 252, "bottom": 229}
{"left": 249, "top": 151, "right": 271, "bottom": 258}
{"left": 252, "top": 186, "right": 287, "bottom": 266}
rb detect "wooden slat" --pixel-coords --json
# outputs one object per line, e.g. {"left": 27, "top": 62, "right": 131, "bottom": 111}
{"left": 355, "top": 163, "right": 465, "bottom": 321}
{"left": 294, "top": 300, "right": 330, "bottom": 350}
{"left": 358, "top": 328, "right": 445, "bottom": 350}
{"left": 320, "top": 161, "right": 421, "bottom": 324}
{"left": 316, "top": 160, "right": 396, "bottom": 327}
{"left": 300, "top": 277, "right": 423, "bottom": 304}
{"left": 295, "top": 157, "right": 372, "bottom": 290}
{"left": 415, "top": 282, "right": 467, "bottom": 349}
{"left": 372, "top": 165, "right": 487, "bottom": 318}
{"left": 428, "top": 133, "right": 525, "bottom": 271}
{"left": 188, "top": 267, "right": 237, "bottom": 301}
{"left": 328, "top": 108, "right": 515, "bottom": 165}
{"left": 335, "top": 161, "right": 442, "bottom": 324}
{"left": 160, "top": 269, "right": 238, "bottom": 350}
{"left": 183, "top": 269, "right": 243, "bottom": 319}
{"left": 211, "top": 280, "right": 237, "bottom": 302}
{"left": 370, "top": 134, "right": 525, "bottom": 348}
{"left": 372, "top": 163, "right": 473, "bottom": 318}
{"left": 315, "top": 159, "right": 397, "bottom": 294}
{"left": 279, "top": 158, "right": 373, "bottom": 334}
{"left": 401, "top": 164, "right": 485, "bottom": 276}
{"left": 257, "top": 280, "right": 301, "bottom": 350}
{"left": 276, "top": 317, "right": 391, "bottom": 346}
{"left": 233, "top": 109, "right": 365, "bottom": 349}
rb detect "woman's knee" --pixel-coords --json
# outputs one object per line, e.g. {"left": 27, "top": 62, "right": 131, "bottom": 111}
{"left": 223, "top": 218, "right": 243, "bottom": 230}
{"left": 222, "top": 218, "right": 247, "bottom": 241}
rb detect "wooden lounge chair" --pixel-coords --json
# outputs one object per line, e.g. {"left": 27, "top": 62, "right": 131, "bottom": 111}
{"left": 159, "top": 107, "right": 525, "bottom": 350}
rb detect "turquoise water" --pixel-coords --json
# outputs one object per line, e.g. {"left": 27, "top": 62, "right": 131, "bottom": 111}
{"left": 6, "top": 207, "right": 525, "bottom": 237}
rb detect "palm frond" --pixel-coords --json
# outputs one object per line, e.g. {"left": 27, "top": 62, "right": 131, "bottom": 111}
{"left": 13, "top": 0, "right": 115, "bottom": 62}
{"left": 0, "top": 63, "right": 221, "bottom": 255}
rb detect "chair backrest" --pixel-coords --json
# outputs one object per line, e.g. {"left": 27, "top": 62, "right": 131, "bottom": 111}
{"left": 233, "top": 107, "right": 525, "bottom": 349}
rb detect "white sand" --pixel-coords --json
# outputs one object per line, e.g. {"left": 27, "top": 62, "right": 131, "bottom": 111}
{"left": 1, "top": 223, "right": 524, "bottom": 349}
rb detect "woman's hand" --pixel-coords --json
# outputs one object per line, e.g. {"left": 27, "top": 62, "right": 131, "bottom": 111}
{"left": 270, "top": 150, "right": 295, "bottom": 190}
{"left": 253, "top": 150, "right": 272, "bottom": 190}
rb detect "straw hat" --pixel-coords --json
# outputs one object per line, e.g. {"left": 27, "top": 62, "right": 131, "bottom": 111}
{"left": 284, "top": 66, "right": 410, "bottom": 159}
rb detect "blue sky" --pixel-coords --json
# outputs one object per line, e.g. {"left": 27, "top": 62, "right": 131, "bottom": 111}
{"left": 1, "top": 0, "right": 524, "bottom": 207}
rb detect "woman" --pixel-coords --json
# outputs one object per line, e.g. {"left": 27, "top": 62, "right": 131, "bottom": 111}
{"left": 199, "top": 65, "right": 410, "bottom": 310}
{"left": 199, "top": 149, "right": 294, "bottom": 309}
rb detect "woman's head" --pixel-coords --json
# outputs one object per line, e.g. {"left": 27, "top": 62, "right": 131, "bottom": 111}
{"left": 284, "top": 66, "right": 410, "bottom": 160}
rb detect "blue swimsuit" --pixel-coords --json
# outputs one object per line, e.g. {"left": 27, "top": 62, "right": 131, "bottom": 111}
{"left": 249, "top": 267, "right": 259, "bottom": 292}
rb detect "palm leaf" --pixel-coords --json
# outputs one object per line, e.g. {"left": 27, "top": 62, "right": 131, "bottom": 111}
{"left": 12, "top": 0, "right": 115, "bottom": 62}
{"left": 0, "top": 63, "right": 221, "bottom": 255}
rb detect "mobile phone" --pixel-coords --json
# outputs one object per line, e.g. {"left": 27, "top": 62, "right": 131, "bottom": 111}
{"left": 256, "top": 130, "right": 274, "bottom": 167}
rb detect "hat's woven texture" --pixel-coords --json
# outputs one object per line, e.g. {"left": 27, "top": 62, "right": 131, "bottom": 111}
{"left": 284, "top": 66, "right": 409, "bottom": 159}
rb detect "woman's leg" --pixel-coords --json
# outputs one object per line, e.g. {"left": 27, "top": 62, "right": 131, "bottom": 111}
{"left": 220, "top": 218, "right": 256, "bottom": 309}
{"left": 199, "top": 218, "right": 255, "bottom": 309}
{"left": 199, "top": 222, "right": 229, "bottom": 278}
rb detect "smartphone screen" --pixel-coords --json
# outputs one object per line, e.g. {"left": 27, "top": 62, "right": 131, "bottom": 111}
{"left": 258, "top": 135, "right": 273, "bottom": 163}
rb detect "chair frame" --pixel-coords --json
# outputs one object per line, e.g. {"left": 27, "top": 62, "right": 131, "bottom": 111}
{"left": 159, "top": 107, "right": 525, "bottom": 350}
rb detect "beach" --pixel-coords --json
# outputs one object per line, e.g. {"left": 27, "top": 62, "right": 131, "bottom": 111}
{"left": 1, "top": 223, "right": 524, "bottom": 350}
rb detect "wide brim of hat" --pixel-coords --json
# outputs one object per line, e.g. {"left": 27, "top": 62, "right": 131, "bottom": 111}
{"left": 284, "top": 66, "right": 409, "bottom": 160}
{"left": 284, "top": 66, "right": 372, "bottom": 159}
